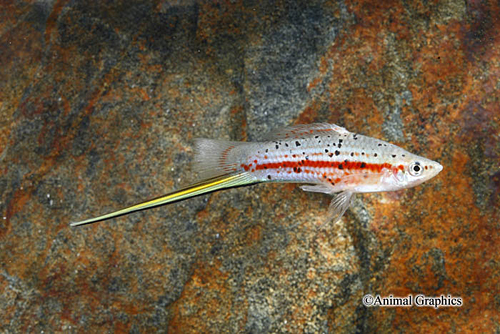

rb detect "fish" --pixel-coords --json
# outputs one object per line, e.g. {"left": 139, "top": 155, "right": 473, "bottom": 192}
{"left": 70, "top": 123, "right": 443, "bottom": 227}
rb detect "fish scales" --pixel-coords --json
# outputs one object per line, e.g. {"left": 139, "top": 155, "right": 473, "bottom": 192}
{"left": 70, "top": 123, "right": 442, "bottom": 226}
{"left": 241, "top": 133, "right": 398, "bottom": 187}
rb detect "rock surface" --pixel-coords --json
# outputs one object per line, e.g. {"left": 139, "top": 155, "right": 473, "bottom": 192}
{"left": 1, "top": 0, "right": 499, "bottom": 332}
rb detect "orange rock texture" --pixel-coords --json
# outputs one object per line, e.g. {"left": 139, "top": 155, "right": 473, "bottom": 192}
{"left": 1, "top": 0, "right": 498, "bottom": 332}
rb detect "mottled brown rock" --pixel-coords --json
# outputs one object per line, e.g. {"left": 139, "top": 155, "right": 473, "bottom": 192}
{"left": 1, "top": 0, "right": 499, "bottom": 332}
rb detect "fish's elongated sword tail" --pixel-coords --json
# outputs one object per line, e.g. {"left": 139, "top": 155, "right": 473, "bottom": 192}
{"left": 70, "top": 172, "right": 257, "bottom": 227}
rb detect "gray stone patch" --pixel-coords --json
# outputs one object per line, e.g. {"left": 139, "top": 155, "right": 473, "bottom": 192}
{"left": 244, "top": 2, "right": 345, "bottom": 139}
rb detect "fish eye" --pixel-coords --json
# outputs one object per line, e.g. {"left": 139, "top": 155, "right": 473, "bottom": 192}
{"left": 409, "top": 162, "right": 423, "bottom": 176}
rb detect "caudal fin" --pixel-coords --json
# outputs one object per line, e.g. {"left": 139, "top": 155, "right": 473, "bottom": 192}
{"left": 194, "top": 138, "right": 251, "bottom": 179}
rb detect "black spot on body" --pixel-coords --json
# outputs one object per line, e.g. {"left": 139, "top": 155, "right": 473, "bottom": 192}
{"left": 275, "top": 145, "right": 279, "bottom": 149}
{"left": 267, "top": 175, "right": 271, "bottom": 179}
{"left": 325, "top": 149, "right": 329, "bottom": 153}
{"left": 361, "top": 162, "right": 366, "bottom": 168}
{"left": 392, "top": 154, "right": 396, "bottom": 158}
{"left": 335, "top": 150, "right": 340, "bottom": 156}
{"left": 350, "top": 152, "right": 354, "bottom": 157}
{"left": 328, "top": 153, "right": 333, "bottom": 157}
{"left": 295, "top": 141, "right": 301, "bottom": 147}
{"left": 338, "top": 164, "right": 344, "bottom": 169}
{"left": 374, "top": 153, "right": 378, "bottom": 157}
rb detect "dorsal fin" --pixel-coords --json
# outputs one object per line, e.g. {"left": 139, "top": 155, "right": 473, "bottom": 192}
{"left": 261, "top": 123, "right": 350, "bottom": 141}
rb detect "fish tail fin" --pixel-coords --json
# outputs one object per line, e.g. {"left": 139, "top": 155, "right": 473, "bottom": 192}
{"left": 70, "top": 172, "right": 258, "bottom": 227}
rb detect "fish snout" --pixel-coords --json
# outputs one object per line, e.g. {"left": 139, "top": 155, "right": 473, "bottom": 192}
{"left": 434, "top": 161, "right": 443, "bottom": 174}
{"left": 428, "top": 160, "right": 443, "bottom": 179}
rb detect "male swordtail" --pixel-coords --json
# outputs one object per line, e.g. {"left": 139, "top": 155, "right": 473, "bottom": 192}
{"left": 70, "top": 123, "right": 443, "bottom": 227}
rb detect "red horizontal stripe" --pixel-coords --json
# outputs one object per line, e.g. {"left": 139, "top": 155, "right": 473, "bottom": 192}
{"left": 242, "top": 160, "right": 394, "bottom": 173}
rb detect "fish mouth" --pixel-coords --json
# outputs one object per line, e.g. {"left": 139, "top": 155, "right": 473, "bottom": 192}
{"left": 425, "top": 161, "right": 443, "bottom": 182}
{"left": 436, "top": 162, "right": 443, "bottom": 173}
{"left": 434, "top": 162, "right": 443, "bottom": 175}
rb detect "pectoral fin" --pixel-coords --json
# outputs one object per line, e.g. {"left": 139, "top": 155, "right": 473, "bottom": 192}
{"left": 328, "top": 191, "right": 353, "bottom": 223}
